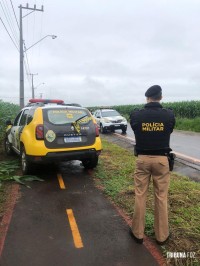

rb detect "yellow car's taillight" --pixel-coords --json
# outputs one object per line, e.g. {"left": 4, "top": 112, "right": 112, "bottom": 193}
{"left": 35, "top": 124, "right": 44, "bottom": 140}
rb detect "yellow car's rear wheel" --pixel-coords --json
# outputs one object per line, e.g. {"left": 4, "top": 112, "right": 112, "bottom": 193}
{"left": 21, "top": 146, "right": 33, "bottom": 175}
{"left": 4, "top": 137, "right": 14, "bottom": 155}
{"left": 82, "top": 155, "right": 98, "bottom": 169}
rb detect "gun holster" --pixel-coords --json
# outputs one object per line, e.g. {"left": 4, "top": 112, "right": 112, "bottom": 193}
{"left": 167, "top": 152, "right": 176, "bottom": 171}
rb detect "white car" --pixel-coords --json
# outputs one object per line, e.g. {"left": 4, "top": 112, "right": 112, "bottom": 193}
{"left": 93, "top": 109, "right": 127, "bottom": 134}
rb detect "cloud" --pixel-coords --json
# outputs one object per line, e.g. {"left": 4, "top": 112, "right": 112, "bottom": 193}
{"left": 0, "top": 0, "right": 200, "bottom": 106}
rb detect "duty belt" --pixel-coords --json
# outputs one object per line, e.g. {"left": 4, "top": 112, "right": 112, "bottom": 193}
{"left": 137, "top": 150, "right": 168, "bottom": 156}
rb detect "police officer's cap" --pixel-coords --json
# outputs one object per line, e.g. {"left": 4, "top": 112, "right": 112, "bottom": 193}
{"left": 145, "top": 85, "right": 162, "bottom": 98}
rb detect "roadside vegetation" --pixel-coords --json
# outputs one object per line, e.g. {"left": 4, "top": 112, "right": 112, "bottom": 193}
{"left": 94, "top": 138, "right": 200, "bottom": 266}
{"left": 89, "top": 100, "right": 200, "bottom": 132}
{"left": 0, "top": 101, "right": 19, "bottom": 220}
{"left": 0, "top": 160, "right": 42, "bottom": 188}
{"left": 0, "top": 100, "right": 19, "bottom": 142}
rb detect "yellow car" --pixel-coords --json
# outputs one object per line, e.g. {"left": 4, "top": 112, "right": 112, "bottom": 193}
{"left": 5, "top": 99, "right": 102, "bottom": 174}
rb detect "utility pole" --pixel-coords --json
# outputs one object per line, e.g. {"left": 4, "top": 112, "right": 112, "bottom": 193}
{"left": 29, "top": 73, "right": 38, "bottom": 99}
{"left": 19, "top": 5, "right": 24, "bottom": 109}
{"left": 19, "top": 4, "right": 44, "bottom": 109}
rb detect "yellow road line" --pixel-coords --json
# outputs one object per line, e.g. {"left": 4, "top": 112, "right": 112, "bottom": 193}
{"left": 57, "top": 173, "right": 66, "bottom": 189}
{"left": 66, "top": 209, "right": 83, "bottom": 249}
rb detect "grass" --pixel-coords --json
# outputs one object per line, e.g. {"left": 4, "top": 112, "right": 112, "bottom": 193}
{"left": 0, "top": 133, "right": 44, "bottom": 188}
{"left": 0, "top": 159, "right": 44, "bottom": 188}
{"left": 175, "top": 117, "right": 200, "bottom": 132}
{"left": 94, "top": 139, "right": 200, "bottom": 265}
{"left": 0, "top": 160, "right": 20, "bottom": 181}
{"left": 0, "top": 183, "right": 10, "bottom": 220}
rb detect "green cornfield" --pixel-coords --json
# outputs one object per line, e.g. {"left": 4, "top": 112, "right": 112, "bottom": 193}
{"left": 113, "top": 100, "right": 200, "bottom": 119}
{"left": 0, "top": 100, "right": 19, "bottom": 142}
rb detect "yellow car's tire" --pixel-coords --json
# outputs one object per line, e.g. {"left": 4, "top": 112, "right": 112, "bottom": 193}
{"left": 21, "top": 146, "right": 33, "bottom": 175}
{"left": 4, "top": 137, "right": 14, "bottom": 156}
{"left": 100, "top": 124, "right": 106, "bottom": 134}
{"left": 82, "top": 155, "right": 98, "bottom": 169}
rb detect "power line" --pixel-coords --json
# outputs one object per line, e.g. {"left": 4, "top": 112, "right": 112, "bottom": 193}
{"left": 37, "top": 1, "right": 45, "bottom": 62}
{"left": 24, "top": 58, "right": 31, "bottom": 81}
{"left": 0, "top": 0, "right": 19, "bottom": 47}
{"left": 24, "top": 43, "right": 31, "bottom": 74}
{"left": 0, "top": 16, "right": 19, "bottom": 51}
{"left": 24, "top": 60, "right": 32, "bottom": 89}
{"left": 9, "top": 0, "right": 19, "bottom": 30}
{"left": 3, "top": 0, "right": 18, "bottom": 33}
{"left": 23, "top": 42, "right": 32, "bottom": 89}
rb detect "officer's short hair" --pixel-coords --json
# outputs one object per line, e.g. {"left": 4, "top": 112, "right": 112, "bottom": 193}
{"left": 145, "top": 85, "right": 162, "bottom": 100}
{"left": 150, "top": 93, "right": 162, "bottom": 100}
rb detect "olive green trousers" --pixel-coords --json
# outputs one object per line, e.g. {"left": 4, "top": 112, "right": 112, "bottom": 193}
{"left": 132, "top": 155, "right": 170, "bottom": 242}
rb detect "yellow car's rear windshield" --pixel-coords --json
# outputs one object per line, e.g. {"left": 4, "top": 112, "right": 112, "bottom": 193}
{"left": 46, "top": 108, "right": 91, "bottom": 125}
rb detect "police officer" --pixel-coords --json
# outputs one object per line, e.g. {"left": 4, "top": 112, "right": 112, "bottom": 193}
{"left": 129, "top": 85, "right": 175, "bottom": 245}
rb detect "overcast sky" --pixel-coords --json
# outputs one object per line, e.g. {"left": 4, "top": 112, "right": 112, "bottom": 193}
{"left": 0, "top": 0, "right": 200, "bottom": 107}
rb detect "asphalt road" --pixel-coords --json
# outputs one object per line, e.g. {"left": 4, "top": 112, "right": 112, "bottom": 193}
{"left": 0, "top": 162, "right": 159, "bottom": 266}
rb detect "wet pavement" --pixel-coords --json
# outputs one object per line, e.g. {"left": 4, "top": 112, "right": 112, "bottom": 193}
{"left": 0, "top": 162, "right": 159, "bottom": 266}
